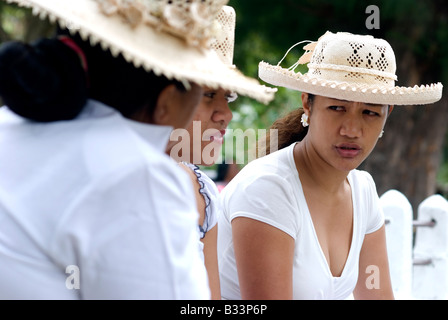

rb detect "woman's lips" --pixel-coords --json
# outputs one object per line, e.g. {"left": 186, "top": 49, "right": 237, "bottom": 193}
{"left": 208, "top": 129, "right": 226, "bottom": 145}
{"left": 335, "top": 143, "right": 361, "bottom": 158}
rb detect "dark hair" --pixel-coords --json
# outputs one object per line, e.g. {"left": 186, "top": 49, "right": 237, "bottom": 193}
{"left": 0, "top": 38, "right": 87, "bottom": 122}
{"left": 0, "top": 28, "right": 185, "bottom": 122}
{"left": 258, "top": 94, "right": 314, "bottom": 156}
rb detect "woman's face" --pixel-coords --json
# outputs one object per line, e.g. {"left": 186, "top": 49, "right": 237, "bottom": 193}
{"left": 170, "top": 87, "right": 234, "bottom": 165}
{"left": 303, "top": 93, "right": 392, "bottom": 172}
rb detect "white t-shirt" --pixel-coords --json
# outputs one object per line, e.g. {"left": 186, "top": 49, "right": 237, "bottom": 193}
{"left": 0, "top": 100, "right": 210, "bottom": 300}
{"left": 218, "top": 143, "right": 384, "bottom": 300}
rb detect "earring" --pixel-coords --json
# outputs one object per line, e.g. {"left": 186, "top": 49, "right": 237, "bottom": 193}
{"left": 301, "top": 113, "right": 309, "bottom": 127}
{"left": 379, "top": 130, "right": 384, "bottom": 138}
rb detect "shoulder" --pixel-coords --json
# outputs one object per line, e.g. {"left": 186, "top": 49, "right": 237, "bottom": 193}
{"left": 76, "top": 103, "right": 194, "bottom": 202}
{"left": 350, "top": 169, "right": 375, "bottom": 182}
{"left": 349, "top": 169, "right": 378, "bottom": 197}
{"left": 180, "top": 163, "right": 219, "bottom": 194}
{"left": 220, "top": 148, "right": 301, "bottom": 238}
{"left": 350, "top": 170, "right": 385, "bottom": 234}
{"left": 349, "top": 169, "right": 380, "bottom": 210}
{"left": 179, "top": 162, "right": 202, "bottom": 190}
{"left": 178, "top": 163, "right": 221, "bottom": 234}
{"left": 223, "top": 146, "right": 297, "bottom": 199}
{"left": 81, "top": 101, "right": 179, "bottom": 180}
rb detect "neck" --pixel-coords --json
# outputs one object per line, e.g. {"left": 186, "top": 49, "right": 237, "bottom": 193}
{"left": 293, "top": 138, "right": 350, "bottom": 195}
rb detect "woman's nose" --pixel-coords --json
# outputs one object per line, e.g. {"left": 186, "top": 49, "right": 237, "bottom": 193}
{"left": 213, "top": 100, "right": 233, "bottom": 125}
{"left": 340, "top": 117, "right": 362, "bottom": 138}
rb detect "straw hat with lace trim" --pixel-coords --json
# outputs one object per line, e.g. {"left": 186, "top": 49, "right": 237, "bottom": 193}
{"left": 210, "top": 5, "right": 236, "bottom": 67}
{"left": 6, "top": 0, "right": 275, "bottom": 104}
{"left": 259, "top": 31, "right": 442, "bottom": 105}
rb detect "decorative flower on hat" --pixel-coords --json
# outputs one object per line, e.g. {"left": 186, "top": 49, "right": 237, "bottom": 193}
{"left": 297, "top": 42, "right": 317, "bottom": 65}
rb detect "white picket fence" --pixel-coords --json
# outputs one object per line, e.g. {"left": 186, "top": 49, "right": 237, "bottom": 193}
{"left": 382, "top": 189, "right": 448, "bottom": 300}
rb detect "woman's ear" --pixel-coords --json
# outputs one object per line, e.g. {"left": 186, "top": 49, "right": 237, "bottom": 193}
{"left": 153, "top": 84, "right": 177, "bottom": 125}
{"left": 301, "top": 92, "right": 311, "bottom": 116}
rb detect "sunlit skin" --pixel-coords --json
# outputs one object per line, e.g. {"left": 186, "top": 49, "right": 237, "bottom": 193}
{"left": 131, "top": 82, "right": 203, "bottom": 133}
{"left": 184, "top": 87, "right": 234, "bottom": 165}
{"left": 232, "top": 93, "right": 395, "bottom": 300}
{"left": 299, "top": 93, "right": 393, "bottom": 175}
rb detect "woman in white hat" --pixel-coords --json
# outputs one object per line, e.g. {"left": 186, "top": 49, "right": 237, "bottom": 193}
{"left": 0, "top": 0, "right": 273, "bottom": 299}
{"left": 218, "top": 31, "right": 443, "bottom": 300}
{"left": 168, "top": 5, "right": 257, "bottom": 300}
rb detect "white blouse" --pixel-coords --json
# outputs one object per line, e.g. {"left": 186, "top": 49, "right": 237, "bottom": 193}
{"left": 0, "top": 100, "right": 209, "bottom": 299}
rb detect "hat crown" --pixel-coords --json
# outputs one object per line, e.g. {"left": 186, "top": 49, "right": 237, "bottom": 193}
{"left": 210, "top": 6, "right": 235, "bottom": 65}
{"left": 308, "top": 32, "right": 397, "bottom": 87}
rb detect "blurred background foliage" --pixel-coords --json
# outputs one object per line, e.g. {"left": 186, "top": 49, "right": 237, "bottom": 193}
{"left": 0, "top": 0, "right": 447, "bottom": 212}
{"left": 226, "top": 0, "right": 448, "bottom": 212}
{"left": 228, "top": 0, "right": 447, "bottom": 130}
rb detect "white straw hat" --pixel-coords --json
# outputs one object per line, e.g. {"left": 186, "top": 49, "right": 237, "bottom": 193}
{"left": 259, "top": 31, "right": 443, "bottom": 105}
{"left": 6, "top": 0, "right": 275, "bottom": 104}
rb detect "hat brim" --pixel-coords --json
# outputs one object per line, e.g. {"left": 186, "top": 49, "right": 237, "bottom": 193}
{"left": 259, "top": 62, "right": 443, "bottom": 106}
{"left": 7, "top": 0, "right": 275, "bottom": 104}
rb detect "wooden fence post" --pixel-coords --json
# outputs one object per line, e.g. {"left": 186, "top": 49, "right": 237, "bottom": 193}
{"left": 380, "top": 189, "right": 413, "bottom": 299}
{"left": 413, "top": 194, "right": 448, "bottom": 300}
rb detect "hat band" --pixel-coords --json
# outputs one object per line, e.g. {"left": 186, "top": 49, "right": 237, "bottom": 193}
{"left": 308, "top": 63, "right": 397, "bottom": 81}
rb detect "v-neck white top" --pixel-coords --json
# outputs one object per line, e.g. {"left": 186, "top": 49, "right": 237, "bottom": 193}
{"left": 218, "top": 143, "right": 384, "bottom": 300}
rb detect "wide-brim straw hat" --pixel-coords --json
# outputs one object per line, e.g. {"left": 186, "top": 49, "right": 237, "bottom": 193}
{"left": 6, "top": 0, "right": 275, "bottom": 104}
{"left": 259, "top": 31, "right": 442, "bottom": 105}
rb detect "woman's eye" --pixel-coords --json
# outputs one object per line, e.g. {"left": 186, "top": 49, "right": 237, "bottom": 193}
{"left": 204, "top": 92, "right": 216, "bottom": 99}
{"left": 364, "top": 110, "right": 380, "bottom": 117}
{"left": 329, "top": 105, "right": 345, "bottom": 111}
